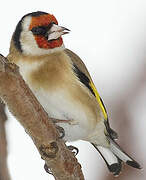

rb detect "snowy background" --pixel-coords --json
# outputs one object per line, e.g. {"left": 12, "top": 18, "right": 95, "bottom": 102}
{"left": 0, "top": 0, "right": 146, "bottom": 179}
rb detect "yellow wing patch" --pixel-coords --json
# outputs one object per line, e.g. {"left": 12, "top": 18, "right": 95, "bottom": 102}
{"left": 90, "top": 82, "right": 108, "bottom": 120}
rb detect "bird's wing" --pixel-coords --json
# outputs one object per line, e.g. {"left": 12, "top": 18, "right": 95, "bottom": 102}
{"left": 64, "top": 48, "right": 118, "bottom": 139}
{"left": 64, "top": 48, "right": 107, "bottom": 120}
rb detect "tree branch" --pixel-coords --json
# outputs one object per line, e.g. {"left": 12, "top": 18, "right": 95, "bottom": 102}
{"left": 0, "top": 100, "right": 11, "bottom": 180}
{"left": 0, "top": 54, "right": 84, "bottom": 180}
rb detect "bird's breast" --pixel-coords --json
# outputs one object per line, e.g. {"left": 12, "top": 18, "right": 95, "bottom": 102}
{"left": 16, "top": 52, "right": 101, "bottom": 141}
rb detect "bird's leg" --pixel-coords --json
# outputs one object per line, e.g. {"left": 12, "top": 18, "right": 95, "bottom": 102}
{"left": 50, "top": 118, "right": 67, "bottom": 139}
{"left": 68, "top": 145, "right": 79, "bottom": 156}
{"left": 51, "top": 118, "right": 79, "bottom": 155}
{"left": 51, "top": 118, "right": 78, "bottom": 139}
{"left": 52, "top": 119, "right": 74, "bottom": 124}
{"left": 52, "top": 118, "right": 78, "bottom": 125}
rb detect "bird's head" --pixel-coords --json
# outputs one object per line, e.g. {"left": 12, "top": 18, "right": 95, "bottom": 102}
{"left": 11, "top": 11, "right": 70, "bottom": 56}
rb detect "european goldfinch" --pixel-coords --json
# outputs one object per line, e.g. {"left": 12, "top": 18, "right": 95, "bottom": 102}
{"left": 7, "top": 11, "right": 141, "bottom": 176}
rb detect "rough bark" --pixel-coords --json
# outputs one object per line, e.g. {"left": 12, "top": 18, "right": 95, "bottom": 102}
{"left": 0, "top": 54, "right": 84, "bottom": 180}
{"left": 0, "top": 100, "right": 11, "bottom": 180}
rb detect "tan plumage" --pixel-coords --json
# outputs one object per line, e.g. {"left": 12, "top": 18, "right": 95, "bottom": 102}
{"left": 7, "top": 11, "right": 141, "bottom": 176}
{"left": 8, "top": 45, "right": 103, "bottom": 141}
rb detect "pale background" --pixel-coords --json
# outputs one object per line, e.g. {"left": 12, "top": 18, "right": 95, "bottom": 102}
{"left": 0, "top": 0, "right": 146, "bottom": 179}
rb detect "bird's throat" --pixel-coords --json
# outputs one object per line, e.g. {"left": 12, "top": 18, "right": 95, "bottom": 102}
{"left": 35, "top": 35, "right": 63, "bottom": 49}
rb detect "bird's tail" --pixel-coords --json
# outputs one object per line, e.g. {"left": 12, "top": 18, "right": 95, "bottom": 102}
{"left": 92, "top": 137, "right": 141, "bottom": 176}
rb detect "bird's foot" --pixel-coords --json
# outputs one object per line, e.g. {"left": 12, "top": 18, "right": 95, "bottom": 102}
{"left": 68, "top": 145, "right": 79, "bottom": 156}
{"left": 55, "top": 125, "right": 65, "bottom": 139}
{"left": 50, "top": 118, "right": 65, "bottom": 139}
{"left": 44, "top": 163, "right": 53, "bottom": 175}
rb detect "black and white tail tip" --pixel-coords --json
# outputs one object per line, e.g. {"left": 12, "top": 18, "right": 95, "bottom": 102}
{"left": 92, "top": 138, "right": 141, "bottom": 176}
{"left": 109, "top": 138, "right": 142, "bottom": 169}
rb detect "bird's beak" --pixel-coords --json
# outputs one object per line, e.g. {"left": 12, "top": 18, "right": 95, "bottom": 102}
{"left": 47, "top": 24, "right": 70, "bottom": 41}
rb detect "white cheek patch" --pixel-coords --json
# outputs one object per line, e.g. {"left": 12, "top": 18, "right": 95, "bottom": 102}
{"left": 20, "top": 16, "right": 41, "bottom": 55}
{"left": 20, "top": 30, "right": 41, "bottom": 55}
{"left": 22, "top": 16, "right": 32, "bottom": 31}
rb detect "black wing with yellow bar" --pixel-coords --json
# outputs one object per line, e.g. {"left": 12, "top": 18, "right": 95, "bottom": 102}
{"left": 73, "top": 64, "right": 118, "bottom": 139}
{"left": 73, "top": 63, "right": 108, "bottom": 121}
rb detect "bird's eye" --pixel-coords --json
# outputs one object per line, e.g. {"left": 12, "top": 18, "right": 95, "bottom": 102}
{"left": 47, "top": 22, "right": 57, "bottom": 30}
{"left": 31, "top": 26, "right": 48, "bottom": 36}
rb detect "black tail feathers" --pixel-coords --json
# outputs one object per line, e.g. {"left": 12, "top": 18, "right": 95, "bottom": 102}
{"left": 92, "top": 138, "right": 141, "bottom": 176}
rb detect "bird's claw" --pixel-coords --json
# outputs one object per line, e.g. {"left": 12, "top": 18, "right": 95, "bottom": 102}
{"left": 56, "top": 125, "right": 65, "bottom": 139}
{"left": 44, "top": 163, "right": 53, "bottom": 175}
{"left": 68, "top": 145, "right": 79, "bottom": 156}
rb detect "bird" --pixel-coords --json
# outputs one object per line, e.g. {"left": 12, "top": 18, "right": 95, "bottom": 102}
{"left": 7, "top": 11, "right": 141, "bottom": 176}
